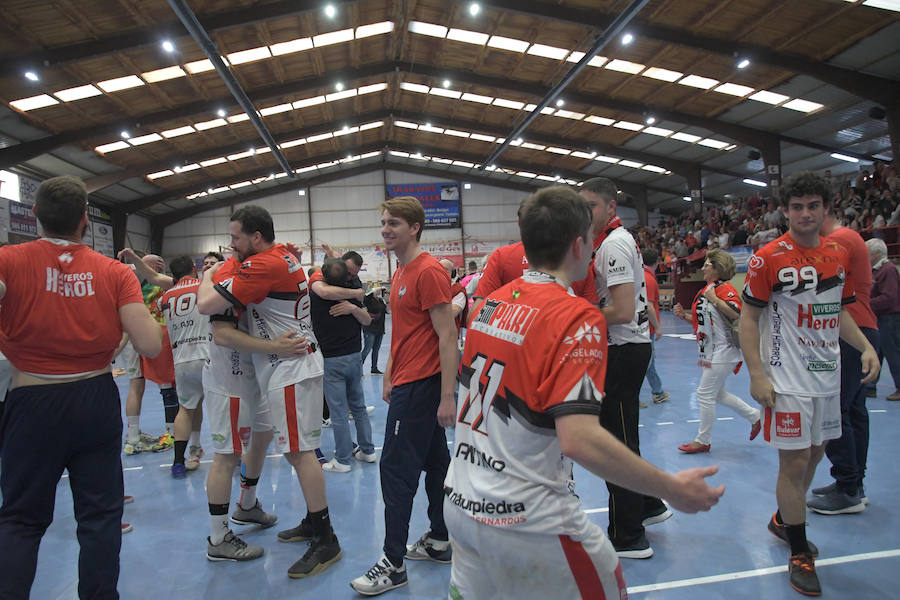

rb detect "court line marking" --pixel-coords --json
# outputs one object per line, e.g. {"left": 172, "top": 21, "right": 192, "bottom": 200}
{"left": 657, "top": 422, "right": 674, "bottom": 426}
{"left": 627, "top": 549, "right": 900, "bottom": 594}
{"left": 686, "top": 419, "right": 701, "bottom": 423}
{"left": 717, "top": 417, "right": 734, "bottom": 421}
{"left": 584, "top": 507, "right": 609, "bottom": 514}
{"left": 870, "top": 409, "right": 887, "bottom": 413}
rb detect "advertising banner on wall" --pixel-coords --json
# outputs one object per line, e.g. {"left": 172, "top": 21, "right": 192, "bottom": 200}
{"left": 725, "top": 245, "right": 753, "bottom": 273}
{"left": 385, "top": 181, "right": 461, "bottom": 229}
{"left": 83, "top": 205, "right": 115, "bottom": 258}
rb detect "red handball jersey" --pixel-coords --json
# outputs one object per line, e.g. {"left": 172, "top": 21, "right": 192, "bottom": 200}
{"left": 743, "top": 233, "right": 854, "bottom": 397}
{"left": 826, "top": 226, "right": 876, "bottom": 330}
{"left": 445, "top": 271, "right": 607, "bottom": 535}
{"left": 213, "top": 243, "right": 323, "bottom": 390}
{"left": 474, "top": 242, "right": 597, "bottom": 303}
{"left": 160, "top": 277, "right": 210, "bottom": 365}
{"left": 308, "top": 270, "right": 324, "bottom": 285}
{"left": 0, "top": 239, "right": 143, "bottom": 375}
{"left": 389, "top": 252, "right": 451, "bottom": 387}
{"left": 643, "top": 265, "right": 660, "bottom": 335}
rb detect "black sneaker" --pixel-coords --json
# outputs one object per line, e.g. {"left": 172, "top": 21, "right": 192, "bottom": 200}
{"left": 789, "top": 553, "right": 821, "bottom": 596}
{"left": 812, "top": 482, "right": 868, "bottom": 505}
{"left": 806, "top": 488, "right": 864, "bottom": 515}
{"left": 277, "top": 518, "right": 313, "bottom": 543}
{"left": 767, "top": 513, "right": 818, "bottom": 557}
{"left": 350, "top": 555, "right": 408, "bottom": 595}
{"left": 612, "top": 534, "right": 653, "bottom": 559}
{"left": 287, "top": 534, "right": 342, "bottom": 578}
{"left": 371, "top": 368, "right": 384, "bottom": 375}
{"left": 641, "top": 504, "right": 673, "bottom": 527}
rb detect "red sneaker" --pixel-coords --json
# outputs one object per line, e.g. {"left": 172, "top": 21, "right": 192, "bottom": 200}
{"left": 750, "top": 420, "right": 761, "bottom": 441}
{"left": 121, "top": 523, "right": 133, "bottom": 534}
{"left": 678, "top": 442, "right": 710, "bottom": 454}
{"left": 123, "top": 495, "right": 134, "bottom": 505}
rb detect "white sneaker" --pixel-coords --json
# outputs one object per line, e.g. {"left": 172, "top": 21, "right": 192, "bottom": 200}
{"left": 366, "top": 405, "right": 375, "bottom": 415}
{"left": 322, "top": 458, "right": 351, "bottom": 473}
{"left": 322, "top": 418, "right": 332, "bottom": 428}
{"left": 186, "top": 445, "right": 204, "bottom": 471}
{"left": 353, "top": 447, "right": 377, "bottom": 463}
{"left": 350, "top": 555, "right": 408, "bottom": 595}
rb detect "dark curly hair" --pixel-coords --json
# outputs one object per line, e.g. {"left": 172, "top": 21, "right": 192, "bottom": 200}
{"left": 780, "top": 171, "right": 831, "bottom": 208}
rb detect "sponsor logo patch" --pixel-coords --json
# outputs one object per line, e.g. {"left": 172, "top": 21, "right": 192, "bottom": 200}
{"left": 775, "top": 411, "right": 801, "bottom": 438}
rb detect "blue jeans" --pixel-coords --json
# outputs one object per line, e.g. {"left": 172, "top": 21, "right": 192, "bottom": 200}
{"left": 361, "top": 331, "right": 384, "bottom": 370}
{"left": 645, "top": 338, "right": 665, "bottom": 396}
{"left": 323, "top": 352, "right": 374, "bottom": 464}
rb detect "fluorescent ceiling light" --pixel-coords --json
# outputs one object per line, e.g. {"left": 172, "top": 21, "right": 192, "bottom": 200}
{"left": 678, "top": 75, "right": 719, "bottom": 89}
{"left": 742, "top": 178, "right": 767, "bottom": 187}
{"left": 521, "top": 142, "right": 546, "bottom": 150}
{"left": 595, "top": 155, "right": 620, "bottom": 163}
{"left": 642, "top": 67, "right": 683, "bottom": 82}
{"left": 546, "top": 147, "right": 571, "bottom": 155}
{"left": 358, "top": 83, "right": 388, "bottom": 94}
{"left": 444, "top": 129, "right": 471, "bottom": 138}
{"left": 390, "top": 151, "right": 410, "bottom": 158}
{"left": 643, "top": 126, "right": 673, "bottom": 137}
{"left": 260, "top": 103, "right": 293, "bottom": 116}
{"left": 230, "top": 181, "right": 252, "bottom": 189}
{"left": 527, "top": 44, "right": 569, "bottom": 60}
{"left": 715, "top": 82, "right": 755, "bottom": 97}
{"left": 161, "top": 125, "right": 195, "bottom": 138}
{"left": 325, "top": 89, "right": 357, "bottom": 102}
{"left": 697, "top": 138, "right": 730, "bottom": 149}
{"left": 55, "top": 84, "right": 103, "bottom": 101}
{"left": 447, "top": 28, "right": 489, "bottom": 45}
{"left": 270, "top": 37, "right": 313, "bottom": 56}
{"left": 487, "top": 35, "right": 529, "bottom": 52}
{"left": 737, "top": 58, "right": 751, "bottom": 69}
{"left": 670, "top": 132, "right": 701, "bottom": 143}
{"left": 184, "top": 59, "right": 216, "bottom": 74}
{"left": 360, "top": 151, "right": 382, "bottom": 159}
{"left": 830, "top": 152, "right": 859, "bottom": 163}
{"left": 642, "top": 165, "right": 667, "bottom": 173}
{"left": 313, "top": 28, "right": 354, "bottom": 47}
{"left": 571, "top": 151, "right": 597, "bottom": 159}
{"left": 782, "top": 99, "right": 824, "bottom": 113}
{"left": 470, "top": 133, "right": 496, "bottom": 142}
{"left": 462, "top": 92, "right": 493, "bottom": 104}
{"left": 200, "top": 157, "right": 228, "bottom": 167}
{"left": 297, "top": 165, "right": 318, "bottom": 173}
{"left": 129, "top": 133, "right": 163, "bottom": 145}
{"left": 585, "top": 115, "right": 615, "bottom": 126}
{"left": 492, "top": 98, "right": 525, "bottom": 109}
{"left": 516, "top": 171, "right": 537, "bottom": 178}
{"left": 862, "top": 0, "right": 900, "bottom": 11}
{"left": 178, "top": 163, "right": 200, "bottom": 172}
{"left": 359, "top": 121, "right": 384, "bottom": 130}
{"left": 509, "top": 138, "right": 523, "bottom": 146}
{"left": 141, "top": 66, "right": 186, "bottom": 83}
{"left": 209, "top": 186, "right": 230, "bottom": 194}
{"left": 431, "top": 157, "right": 452, "bottom": 164}
{"left": 194, "top": 118, "right": 227, "bottom": 131}
{"left": 306, "top": 132, "right": 333, "bottom": 143}
{"left": 524, "top": 104, "right": 555, "bottom": 115}
{"left": 619, "top": 160, "right": 644, "bottom": 168}
{"left": 394, "top": 121, "right": 419, "bottom": 129}
{"left": 605, "top": 59, "right": 645, "bottom": 74}
{"left": 536, "top": 175, "right": 558, "bottom": 182}
{"left": 147, "top": 170, "right": 174, "bottom": 180}
{"left": 613, "top": 120, "right": 644, "bottom": 131}
{"left": 554, "top": 110, "right": 585, "bottom": 120}
{"left": 400, "top": 82, "right": 429, "bottom": 94}
{"left": 97, "top": 75, "right": 145, "bottom": 92}
{"left": 408, "top": 21, "right": 448, "bottom": 38}
{"left": 355, "top": 21, "right": 394, "bottom": 38}
{"left": 24, "top": 71, "right": 39, "bottom": 81}
{"left": 280, "top": 139, "right": 306, "bottom": 148}
{"left": 334, "top": 126, "right": 359, "bottom": 137}
{"left": 227, "top": 113, "right": 250, "bottom": 123}
{"left": 749, "top": 90, "right": 789, "bottom": 105}
{"left": 293, "top": 96, "right": 326, "bottom": 109}
{"left": 94, "top": 141, "right": 130, "bottom": 153}
{"left": 429, "top": 88, "right": 462, "bottom": 99}
{"left": 227, "top": 150, "right": 256, "bottom": 161}
{"left": 419, "top": 124, "right": 444, "bottom": 133}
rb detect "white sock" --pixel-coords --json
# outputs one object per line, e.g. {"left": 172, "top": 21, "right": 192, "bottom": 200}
{"left": 209, "top": 515, "right": 230, "bottom": 545}
{"left": 189, "top": 431, "right": 201, "bottom": 447}
{"left": 126, "top": 416, "right": 140, "bottom": 443}
{"left": 165, "top": 422, "right": 174, "bottom": 435}
{"left": 239, "top": 485, "right": 258, "bottom": 510}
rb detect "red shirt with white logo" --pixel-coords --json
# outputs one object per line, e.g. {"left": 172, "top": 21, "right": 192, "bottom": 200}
{"left": 643, "top": 265, "right": 660, "bottom": 335}
{"left": 389, "top": 252, "right": 451, "bottom": 387}
{"left": 474, "top": 242, "right": 597, "bottom": 303}
{"left": 743, "top": 232, "right": 854, "bottom": 397}
{"left": 0, "top": 239, "right": 143, "bottom": 375}
{"left": 445, "top": 271, "right": 608, "bottom": 535}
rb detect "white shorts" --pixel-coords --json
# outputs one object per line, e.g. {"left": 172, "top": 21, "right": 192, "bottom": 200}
{"left": 116, "top": 341, "right": 142, "bottom": 379}
{"left": 763, "top": 394, "right": 841, "bottom": 450}
{"left": 267, "top": 377, "right": 323, "bottom": 454}
{"left": 174, "top": 359, "right": 205, "bottom": 409}
{"left": 206, "top": 387, "right": 272, "bottom": 455}
{"left": 445, "top": 502, "right": 626, "bottom": 600}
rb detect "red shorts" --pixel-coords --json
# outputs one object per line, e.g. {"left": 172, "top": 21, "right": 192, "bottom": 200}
{"left": 140, "top": 326, "right": 175, "bottom": 385}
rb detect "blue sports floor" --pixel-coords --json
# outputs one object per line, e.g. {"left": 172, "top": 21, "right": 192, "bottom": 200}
{"left": 27, "top": 312, "right": 900, "bottom": 599}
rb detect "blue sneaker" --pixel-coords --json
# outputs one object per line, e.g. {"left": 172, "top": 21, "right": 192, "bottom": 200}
{"left": 171, "top": 463, "right": 187, "bottom": 479}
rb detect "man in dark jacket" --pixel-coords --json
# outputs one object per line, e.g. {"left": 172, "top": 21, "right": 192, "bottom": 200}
{"left": 866, "top": 238, "right": 900, "bottom": 401}
{"left": 362, "top": 289, "right": 387, "bottom": 374}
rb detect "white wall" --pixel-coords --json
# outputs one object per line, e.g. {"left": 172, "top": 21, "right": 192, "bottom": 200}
{"left": 124, "top": 213, "right": 151, "bottom": 253}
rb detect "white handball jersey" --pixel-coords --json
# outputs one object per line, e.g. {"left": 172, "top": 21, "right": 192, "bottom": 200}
{"left": 594, "top": 226, "right": 650, "bottom": 346}
{"left": 160, "top": 277, "right": 210, "bottom": 365}
{"left": 692, "top": 280, "right": 742, "bottom": 365}
{"left": 743, "top": 233, "right": 854, "bottom": 397}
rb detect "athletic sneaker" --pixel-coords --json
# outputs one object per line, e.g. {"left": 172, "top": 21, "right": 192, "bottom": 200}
{"left": 322, "top": 458, "right": 351, "bottom": 473}
{"left": 353, "top": 446, "right": 377, "bottom": 463}
{"left": 405, "top": 531, "right": 452, "bottom": 563}
{"left": 807, "top": 488, "right": 865, "bottom": 515}
{"left": 652, "top": 392, "right": 670, "bottom": 404}
{"left": 812, "top": 482, "right": 868, "bottom": 505}
{"left": 887, "top": 389, "right": 900, "bottom": 401}
{"left": 350, "top": 555, "right": 408, "bottom": 595}
{"left": 767, "top": 513, "right": 818, "bottom": 557}
{"left": 371, "top": 368, "right": 384, "bottom": 375}
{"left": 207, "top": 531, "right": 264, "bottom": 562}
{"left": 322, "top": 417, "right": 332, "bottom": 428}
{"left": 642, "top": 505, "right": 673, "bottom": 527}
{"left": 678, "top": 441, "right": 711, "bottom": 454}
{"left": 186, "top": 445, "right": 204, "bottom": 470}
{"left": 613, "top": 534, "right": 653, "bottom": 559}
{"left": 123, "top": 495, "right": 134, "bottom": 505}
{"left": 230, "top": 499, "right": 277, "bottom": 528}
{"left": 123, "top": 438, "right": 157, "bottom": 455}
{"left": 639, "top": 401, "right": 648, "bottom": 409}
{"left": 278, "top": 518, "right": 313, "bottom": 543}
{"left": 155, "top": 433, "right": 174, "bottom": 451}
{"left": 171, "top": 463, "right": 186, "bottom": 479}
{"left": 287, "top": 534, "right": 342, "bottom": 578}
{"left": 121, "top": 523, "right": 133, "bottom": 534}
{"left": 139, "top": 431, "right": 160, "bottom": 445}
{"left": 789, "top": 553, "right": 821, "bottom": 596}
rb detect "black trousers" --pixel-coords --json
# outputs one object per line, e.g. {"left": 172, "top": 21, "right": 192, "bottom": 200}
{"left": 600, "top": 342, "right": 665, "bottom": 546}
{"left": 0, "top": 374, "right": 124, "bottom": 600}
{"left": 380, "top": 373, "right": 450, "bottom": 563}
{"left": 826, "top": 327, "right": 879, "bottom": 494}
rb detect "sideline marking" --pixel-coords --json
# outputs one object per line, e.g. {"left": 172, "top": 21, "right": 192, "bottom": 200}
{"left": 124, "top": 466, "right": 143, "bottom": 472}
{"left": 584, "top": 507, "right": 609, "bottom": 514}
{"left": 870, "top": 409, "right": 887, "bottom": 413}
{"left": 717, "top": 417, "right": 734, "bottom": 421}
{"left": 657, "top": 422, "right": 674, "bottom": 426}
{"left": 627, "top": 549, "right": 900, "bottom": 594}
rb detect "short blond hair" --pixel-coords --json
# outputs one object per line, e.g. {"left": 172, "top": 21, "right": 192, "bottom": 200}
{"left": 379, "top": 196, "right": 426, "bottom": 241}
{"left": 706, "top": 249, "right": 736, "bottom": 280}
